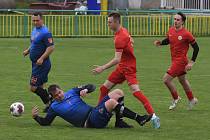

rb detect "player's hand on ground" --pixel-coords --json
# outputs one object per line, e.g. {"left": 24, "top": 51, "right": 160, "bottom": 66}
{"left": 185, "top": 61, "right": 195, "bottom": 71}
{"left": 92, "top": 65, "right": 104, "bottom": 75}
{"left": 80, "top": 89, "right": 88, "bottom": 97}
{"left": 154, "top": 40, "right": 161, "bottom": 47}
{"left": 23, "top": 49, "right": 29, "bottom": 57}
{"left": 32, "top": 106, "right": 39, "bottom": 118}
{"left": 36, "top": 58, "right": 44, "bottom": 65}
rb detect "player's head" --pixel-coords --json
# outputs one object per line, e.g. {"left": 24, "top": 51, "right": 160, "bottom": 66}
{"left": 174, "top": 12, "right": 186, "bottom": 28}
{"left": 108, "top": 12, "right": 121, "bottom": 31}
{"left": 48, "top": 84, "right": 64, "bottom": 101}
{"left": 32, "top": 12, "right": 43, "bottom": 28}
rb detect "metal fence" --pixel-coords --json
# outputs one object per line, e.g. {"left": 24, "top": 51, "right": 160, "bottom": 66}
{"left": 0, "top": 9, "right": 210, "bottom": 37}
{"left": 161, "top": 0, "right": 210, "bottom": 10}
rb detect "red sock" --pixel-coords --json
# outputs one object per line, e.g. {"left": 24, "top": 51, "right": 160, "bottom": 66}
{"left": 170, "top": 91, "right": 179, "bottom": 100}
{"left": 185, "top": 90, "right": 194, "bottom": 101}
{"left": 133, "top": 91, "right": 154, "bottom": 114}
{"left": 98, "top": 85, "right": 109, "bottom": 105}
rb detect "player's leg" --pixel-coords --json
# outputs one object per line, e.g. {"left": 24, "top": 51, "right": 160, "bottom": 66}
{"left": 124, "top": 72, "right": 154, "bottom": 115}
{"left": 105, "top": 98, "right": 152, "bottom": 127}
{"left": 98, "top": 68, "right": 124, "bottom": 104}
{"left": 108, "top": 88, "right": 124, "bottom": 101}
{"left": 164, "top": 63, "right": 183, "bottom": 101}
{"left": 87, "top": 95, "right": 112, "bottom": 128}
{"left": 130, "top": 84, "right": 160, "bottom": 129}
{"left": 178, "top": 74, "right": 198, "bottom": 110}
{"left": 163, "top": 73, "right": 180, "bottom": 100}
{"left": 98, "top": 80, "right": 115, "bottom": 104}
{"left": 30, "top": 77, "right": 51, "bottom": 105}
{"left": 130, "top": 84, "right": 154, "bottom": 114}
{"left": 30, "top": 65, "right": 52, "bottom": 112}
{"left": 124, "top": 71, "right": 160, "bottom": 128}
{"left": 165, "top": 63, "right": 188, "bottom": 110}
{"left": 108, "top": 89, "right": 133, "bottom": 128}
{"left": 88, "top": 90, "right": 151, "bottom": 128}
{"left": 163, "top": 73, "right": 181, "bottom": 110}
{"left": 40, "top": 66, "right": 53, "bottom": 112}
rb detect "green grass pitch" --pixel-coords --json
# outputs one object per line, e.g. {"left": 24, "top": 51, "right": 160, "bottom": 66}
{"left": 0, "top": 37, "right": 209, "bottom": 140}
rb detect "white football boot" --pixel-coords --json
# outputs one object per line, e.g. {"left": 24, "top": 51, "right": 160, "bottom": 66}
{"left": 169, "top": 96, "right": 181, "bottom": 110}
{"left": 188, "top": 97, "right": 198, "bottom": 110}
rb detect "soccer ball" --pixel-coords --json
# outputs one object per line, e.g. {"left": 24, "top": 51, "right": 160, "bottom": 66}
{"left": 10, "top": 102, "right": 24, "bottom": 117}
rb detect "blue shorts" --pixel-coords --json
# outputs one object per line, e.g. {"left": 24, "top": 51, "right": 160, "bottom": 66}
{"left": 88, "top": 96, "right": 112, "bottom": 128}
{"left": 30, "top": 62, "right": 51, "bottom": 87}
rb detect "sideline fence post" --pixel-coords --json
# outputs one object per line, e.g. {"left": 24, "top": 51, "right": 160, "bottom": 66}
{"left": 74, "top": 15, "right": 79, "bottom": 36}
{"left": 23, "top": 12, "right": 28, "bottom": 38}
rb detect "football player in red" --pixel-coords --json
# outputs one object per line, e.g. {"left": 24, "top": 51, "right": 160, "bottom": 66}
{"left": 154, "top": 12, "right": 199, "bottom": 110}
{"left": 92, "top": 12, "right": 160, "bottom": 129}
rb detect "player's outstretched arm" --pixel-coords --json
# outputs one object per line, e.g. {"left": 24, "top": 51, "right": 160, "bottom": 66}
{"left": 92, "top": 52, "right": 122, "bottom": 74}
{"left": 154, "top": 38, "right": 169, "bottom": 47}
{"left": 78, "top": 84, "right": 96, "bottom": 93}
{"left": 160, "top": 38, "right": 170, "bottom": 45}
{"left": 32, "top": 106, "right": 56, "bottom": 126}
{"left": 74, "top": 84, "right": 96, "bottom": 97}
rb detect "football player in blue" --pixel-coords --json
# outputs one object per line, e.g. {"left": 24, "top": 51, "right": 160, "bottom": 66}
{"left": 32, "top": 84, "right": 152, "bottom": 128}
{"left": 23, "top": 12, "right": 54, "bottom": 112}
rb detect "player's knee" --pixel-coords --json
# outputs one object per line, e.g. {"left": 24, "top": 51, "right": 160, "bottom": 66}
{"left": 163, "top": 77, "right": 169, "bottom": 84}
{"left": 108, "top": 89, "right": 124, "bottom": 100}
{"left": 113, "top": 89, "right": 124, "bottom": 96}
{"left": 105, "top": 99, "right": 118, "bottom": 112}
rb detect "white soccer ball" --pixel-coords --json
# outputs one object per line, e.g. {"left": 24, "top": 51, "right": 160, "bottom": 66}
{"left": 10, "top": 102, "right": 24, "bottom": 117}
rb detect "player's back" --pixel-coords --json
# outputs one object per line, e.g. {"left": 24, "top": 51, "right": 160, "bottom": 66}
{"left": 50, "top": 88, "right": 93, "bottom": 127}
{"left": 114, "top": 27, "right": 136, "bottom": 69}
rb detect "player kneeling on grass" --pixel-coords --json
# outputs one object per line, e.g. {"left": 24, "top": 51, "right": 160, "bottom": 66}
{"left": 32, "top": 84, "right": 152, "bottom": 128}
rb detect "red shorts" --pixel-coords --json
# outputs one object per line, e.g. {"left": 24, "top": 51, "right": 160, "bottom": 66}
{"left": 167, "top": 62, "right": 187, "bottom": 77}
{"left": 108, "top": 67, "right": 138, "bottom": 85}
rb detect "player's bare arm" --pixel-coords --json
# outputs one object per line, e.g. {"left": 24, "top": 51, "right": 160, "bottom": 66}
{"left": 92, "top": 51, "right": 122, "bottom": 75}
{"left": 23, "top": 47, "right": 30, "bottom": 56}
{"left": 154, "top": 40, "right": 161, "bottom": 47}
{"left": 154, "top": 38, "right": 169, "bottom": 47}
{"left": 36, "top": 46, "right": 54, "bottom": 65}
{"left": 185, "top": 60, "right": 195, "bottom": 71}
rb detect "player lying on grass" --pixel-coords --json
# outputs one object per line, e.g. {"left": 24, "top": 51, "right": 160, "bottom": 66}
{"left": 32, "top": 84, "right": 152, "bottom": 128}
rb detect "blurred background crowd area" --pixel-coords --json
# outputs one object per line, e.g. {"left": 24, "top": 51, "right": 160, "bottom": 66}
{"left": 1, "top": 0, "right": 210, "bottom": 13}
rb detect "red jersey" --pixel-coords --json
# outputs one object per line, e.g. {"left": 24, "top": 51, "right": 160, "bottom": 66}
{"left": 167, "top": 27, "right": 195, "bottom": 64}
{"left": 114, "top": 27, "right": 136, "bottom": 70}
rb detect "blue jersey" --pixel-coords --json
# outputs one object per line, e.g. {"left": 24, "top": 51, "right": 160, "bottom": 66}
{"left": 45, "top": 88, "right": 93, "bottom": 127}
{"left": 29, "top": 26, "right": 54, "bottom": 63}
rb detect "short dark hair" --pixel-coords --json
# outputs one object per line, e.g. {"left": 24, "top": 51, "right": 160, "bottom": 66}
{"left": 108, "top": 12, "right": 121, "bottom": 23}
{"left": 48, "top": 84, "right": 61, "bottom": 96}
{"left": 32, "top": 12, "right": 43, "bottom": 19}
{"left": 177, "top": 12, "right": 186, "bottom": 23}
